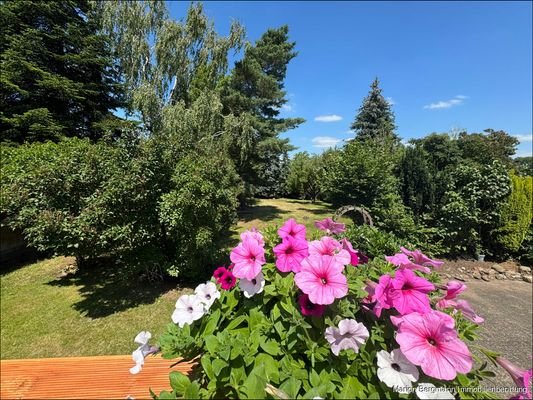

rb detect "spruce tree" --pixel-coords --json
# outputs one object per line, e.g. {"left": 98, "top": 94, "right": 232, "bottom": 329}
{"left": 0, "top": 0, "right": 123, "bottom": 143}
{"left": 350, "top": 78, "right": 398, "bottom": 144}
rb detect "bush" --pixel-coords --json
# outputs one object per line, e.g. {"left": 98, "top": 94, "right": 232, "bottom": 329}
{"left": 0, "top": 138, "right": 149, "bottom": 263}
{"left": 323, "top": 141, "right": 398, "bottom": 209}
{"left": 0, "top": 139, "right": 240, "bottom": 278}
{"left": 159, "top": 153, "right": 241, "bottom": 278}
{"left": 343, "top": 224, "right": 402, "bottom": 260}
{"left": 286, "top": 152, "right": 325, "bottom": 201}
{"left": 437, "top": 161, "right": 511, "bottom": 256}
{"left": 495, "top": 172, "right": 533, "bottom": 255}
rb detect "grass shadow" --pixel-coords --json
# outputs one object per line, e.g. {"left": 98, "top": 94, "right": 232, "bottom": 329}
{"left": 0, "top": 249, "right": 45, "bottom": 276}
{"left": 237, "top": 204, "right": 288, "bottom": 222}
{"left": 47, "top": 258, "right": 176, "bottom": 319}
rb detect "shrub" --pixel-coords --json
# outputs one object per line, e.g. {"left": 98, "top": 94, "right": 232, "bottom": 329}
{"left": 158, "top": 153, "right": 241, "bottom": 279}
{"left": 438, "top": 161, "right": 511, "bottom": 256}
{"left": 0, "top": 138, "right": 146, "bottom": 263}
{"left": 0, "top": 139, "right": 240, "bottom": 277}
{"left": 495, "top": 172, "right": 533, "bottom": 255}
{"left": 343, "top": 224, "right": 402, "bottom": 260}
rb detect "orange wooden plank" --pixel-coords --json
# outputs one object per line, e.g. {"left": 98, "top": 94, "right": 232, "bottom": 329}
{"left": 0, "top": 355, "right": 193, "bottom": 399}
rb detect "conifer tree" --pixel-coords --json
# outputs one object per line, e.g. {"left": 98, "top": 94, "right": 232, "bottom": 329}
{"left": 221, "top": 26, "right": 304, "bottom": 198}
{"left": 350, "top": 78, "right": 398, "bottom": 144}
{"left": 0, "top": 0, "right": 123, "bottom": 143}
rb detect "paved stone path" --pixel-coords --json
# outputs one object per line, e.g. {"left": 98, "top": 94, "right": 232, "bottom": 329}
{"left": 461, "top": 280, "right": 532, "bottom": 395}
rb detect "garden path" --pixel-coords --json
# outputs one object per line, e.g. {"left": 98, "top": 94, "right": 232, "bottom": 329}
{"left": 461, "top": 280, "right": 532, "bottom": 393}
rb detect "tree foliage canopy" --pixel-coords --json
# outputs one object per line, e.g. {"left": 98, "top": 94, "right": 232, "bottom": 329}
{"left": 0, "top": 0, "right": 123, "bottom": 143}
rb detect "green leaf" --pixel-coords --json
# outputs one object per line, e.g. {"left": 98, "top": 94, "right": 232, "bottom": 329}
{"left": 184, "top": 381, "right": 200, "bottom": 399}
{"left": 169, "top": 371, "right": 190, "bottom": 394}
{"left": 338, "top": 376, "right": 362, "bottom": 399}
{"left": 158, "top": 390, "right": 175, "bottom": 399}
{"left": 202, "top": 309, "right": 220, "bottom": 336}
{"left": 200, "top": 355, "right": 215, "bottom": 380}
{"left": 225, "top": 315, "right": 247, "bottom": 331}
{"left": 204, "top": 335, "right": 219, "bottom": 353}
{"left": 212, "top": 358, "right": 227, "bottom": 376}
{"left": 279, "top": 377, "right": 302, "bottom": 399}
{"left": 241, "top": 370, "right": 267, "bottom": 399}
{"left": 260, "top": 339, "right": 281, "bottom": 356}
{"left": 309, "top": 369, "right": 321, "bottom": 387}
{"left": 255, "top": 353, "right": 280, "bottom": 383}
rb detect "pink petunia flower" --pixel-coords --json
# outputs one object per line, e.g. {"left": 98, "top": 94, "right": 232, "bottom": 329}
{"left": 400, "top": 246, "right": 444, "bottom": 270}
{"left": 294, "top": 255, "right": 348, "bottom": 305}
{"left": 298, "top": 293, "right": 326, "bottom": 317}
{"left": 496, "top": 357, "right": 533, "bottom": 400}
{"left": 391, "top": 310, "right": 473, "bottom": 381}
{"left": 219, "top": 270, "right": 236, "bottom": 290}
{"left": 385, "top": 253, "right": 431, "bottom": 274}
{"left": 277, "top": 218, "right": 307, "bottom": 241}
{"left": 308, "top": 236, "right": 351, "bottom": 266}
{"left": 455, "top": 300, "right": 485, "bottom": 324}
{"left": 273, "top": 236, "right": 309, "bottom": 273}
{"left": 324, "top": 318, "right": 369, "bottom": 356}
{"left": 374, "top": 274, "right": 394, "bottom": 317}
{"left": 443, "top": 280, "right": 467, "bottom": 300}
{"left": 389, "top": 269, "right": 435, "bottom": 315}
{"left": 230, "top": 237, "right": 266, "bottom": 280}
{"left": 213, "top": 266, "right": 227, "bottom": 280}
{"left": 340, "top": 238, "right": 359, "bottom": 266}
{"left": 314, "top": 217, "right": 345, "bottom": 235}
{"left": 435, "top": 281, "right": 484, "bottom": 324}
{"left": 240, "top": 228, "right": 265, "bottom": 247}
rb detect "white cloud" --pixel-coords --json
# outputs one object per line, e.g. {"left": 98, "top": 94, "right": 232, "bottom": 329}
{"left": 423, "top": 95, "right": 467, "bottom": 110}
{"left": 312, "top": 136, "right": 342, "bottom": 148}
{"left": 386, "top": 97, "right": 395, "bottom": 105}
{"left": 513, "top": 150, "right": 533, "bottom": 158}
{"left": 281, "top": 104, "right": 293, "bottom": 112}
{"left": 314, "top": 114, "right": 343, "bottom": 122}
{"left": 513, "top": 134, "right": 533, "bottom": 142}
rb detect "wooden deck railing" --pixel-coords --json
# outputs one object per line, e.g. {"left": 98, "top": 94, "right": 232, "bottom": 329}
{"left": 0, "top": 355, "right": 193, "bottom": 399}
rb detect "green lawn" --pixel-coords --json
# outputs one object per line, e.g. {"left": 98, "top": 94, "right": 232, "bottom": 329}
{"left": 0, "top": 198, "right": 342, "bottom": 359}
{"left": 236, "top": 198, "right": 348, "bottom": 233}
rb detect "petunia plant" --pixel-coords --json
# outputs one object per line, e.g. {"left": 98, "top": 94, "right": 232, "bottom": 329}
{"left": 134, "top": 218, "right": 531, "bottom": 399}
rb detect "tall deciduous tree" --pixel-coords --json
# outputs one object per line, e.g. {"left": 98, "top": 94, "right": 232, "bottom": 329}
{"left": 350, "top": 78, "right": 398, "bottom": 144}
{"left": 99, "top": 1, "right": 244, "bottom": 136}
{"left": 0, "top": 0, "right": 123, "bottom": 143}
{"left": 457, "top": 129, "right": 519, "bottom": 168}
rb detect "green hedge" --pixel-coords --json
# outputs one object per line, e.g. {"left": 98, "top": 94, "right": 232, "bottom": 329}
{"left": 496, "top": 172, "right": 533, "bottom": 254}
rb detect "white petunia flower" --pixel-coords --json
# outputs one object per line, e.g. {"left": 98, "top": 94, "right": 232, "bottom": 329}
{"left": 376, "top": 349, "right": 419, "bottom": 393}
{"left": 194, "top": 282, "right": 220, "bottom": 310}
{"left": 239, "top": 271, "right": 266, "bottom": 298}
{"left": 129, "top": 331, "right": 158, "bottom": 375}
{"left": 415, "top": 383, "right": 455, "bottom": 399}
{"left": 129, "top": 348, "right": 145, "bottom": 374}
{"left": 172, "top": 294, "right": 205, "bottom": 327}
{"left": 324, "top": 319, "right": 369, "bottom": 356}
{"left": 134, "top": 331, "right": 151, "bottom": 347}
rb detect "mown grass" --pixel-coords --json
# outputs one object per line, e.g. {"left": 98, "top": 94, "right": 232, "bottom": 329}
{"left": 0, "top": 198, "right": 345, "bottom": 359}
{"left": 236, "top": 198, "right": 349, "bottom": 233}
{"left": 0, "top": 257, "right": 183, "bottom": 359}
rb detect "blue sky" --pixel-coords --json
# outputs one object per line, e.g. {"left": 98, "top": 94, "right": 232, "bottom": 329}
{"left": 167, "top": 1, "right": 532, "bottom": 157}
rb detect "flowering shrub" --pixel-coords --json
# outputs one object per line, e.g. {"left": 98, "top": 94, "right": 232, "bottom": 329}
{"left": 135, "top": 218, "right": 531, "bottom": 399}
